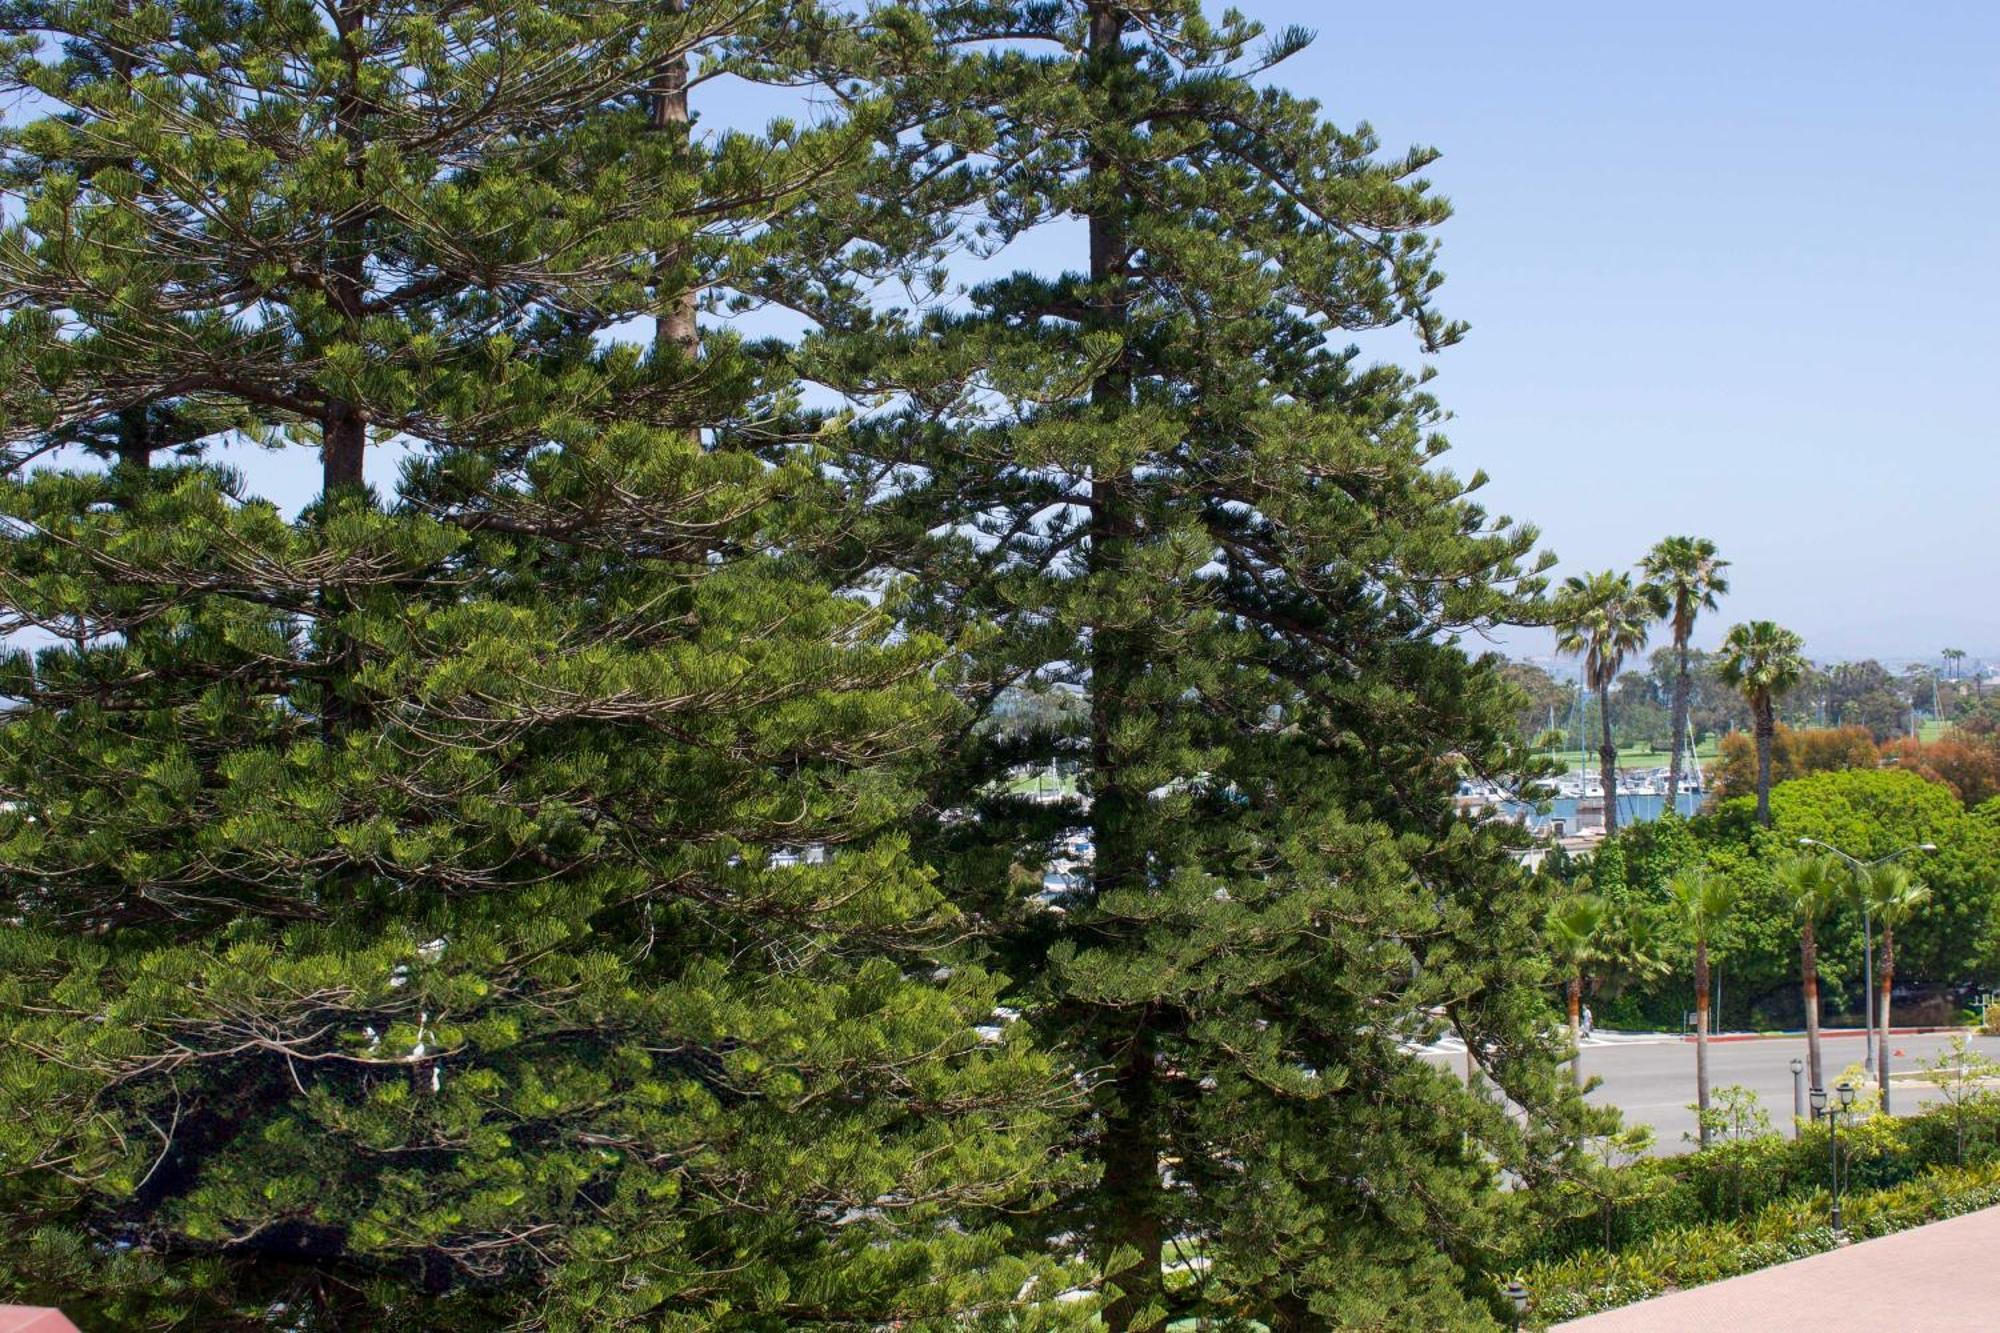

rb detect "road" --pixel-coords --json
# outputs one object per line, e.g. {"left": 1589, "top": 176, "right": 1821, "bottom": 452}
{"left": 1435, "top": 1029, "right": 2000, "bottom": 1153}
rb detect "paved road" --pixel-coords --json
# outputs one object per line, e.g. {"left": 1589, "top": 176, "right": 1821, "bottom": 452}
{"left": 1433, "top": 1029, "right": 2000, "bottom": 1153}
{"left": 1552, "top": 1200, "right": 2000, "bottom": 1329}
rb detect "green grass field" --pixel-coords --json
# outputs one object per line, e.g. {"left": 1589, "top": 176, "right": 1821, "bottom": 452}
{"left": 1538, "top": 739, "right": 1721, "bottom": 774}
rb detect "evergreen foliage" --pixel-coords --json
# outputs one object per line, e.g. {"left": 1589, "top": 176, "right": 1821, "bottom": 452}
{"left": 0, "top": 1, "right": 1607, "bottom": 1327}
{"left": 820, "top": 3, "right": 1587, "bottom": 1326}
{"left": 0, "top": 2, "right": 1086, "bottom": 1326}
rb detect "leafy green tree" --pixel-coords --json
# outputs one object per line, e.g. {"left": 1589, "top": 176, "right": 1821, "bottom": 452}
{"left": 1555, "top": 571, "right": 1658, "bottom": 833}
{"left": 829, "top": 4, "right": 1581, "bottom": 1326}
{"left": 1498, "top": 656, "right": 1573, "bottom": 750}
{"left": 1667, "top": 868, "right": 1740, "bottom": 1144}
{"left": 1717, "top": 621, "right": 1809, "bottom": 826}
{"left": 1640, "top": 537, "right": 1729, "bottom": 806}
{"left": 1770, "top": 768, "right": 1987, "bottom": 984}
{"left": 1918, "top": 1035, "right": 2000, "bottom": 1164}
{"left": 1776, "top": 854, "right": 1846, "bottom": 1089}
{"left": 1860, "top": 864, "right": 1931, "bottom": 1111}
{"left": 0, "top": 3, "right": 1086, "bottom": 1327}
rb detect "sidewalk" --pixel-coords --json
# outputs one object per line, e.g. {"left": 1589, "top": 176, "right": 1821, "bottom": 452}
{"left": 1552, "top": 1203, "right": 2000, "bottom": 1330}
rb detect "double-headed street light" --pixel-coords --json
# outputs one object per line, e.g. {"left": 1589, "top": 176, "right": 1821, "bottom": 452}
{"left": 1796, "top": 837, "right": 1937, "bottom": 1072}
{"left": 1810, "top": 1081, "right": 1858, "bottom": 1238}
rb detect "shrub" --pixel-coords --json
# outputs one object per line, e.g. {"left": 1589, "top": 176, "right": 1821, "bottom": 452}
{"left": 1515, "top": 1159, "right": 2000, "bottom": 1326}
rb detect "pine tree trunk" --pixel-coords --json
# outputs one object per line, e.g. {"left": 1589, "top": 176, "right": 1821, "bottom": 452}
{"left": 109, "top": 9, "right": 151, "bottom": 477}
{"left": 650, "top": 0, "right": 699, "bottom": 365}
{"left": 114, "top": 407, "right": 151, "bottom": 473}
{"left": 1568, "top": 974, "right": 1584, "bottom": 1089}
{"left": 1802, "top": 920, "right": 1823, "bottom": 1090}
{"left": 1598, "top": 680, "right": 1618, "bottom": 834}
{"left": 323, "top": 408, "right": 366, "bottom": 496}
{"left": 1083, "top": 7, "right": 1159, "bottom": 1329}
{"left": 1100, "top": 1027, "right": 1162, "bottom": 1332}
{"left": 1879, "top": 928, "right": 1895, "bottom": 1113}
{"left": 1270, "top": 1292, "right": 1317, "bottom": 1331}
{"left": 325, "top": 0, "right": 369, "bottom": 499}
{"left": 1754, "top": 692, "right": 1776, "bottom": 827}
{"left": 1694, "top": 936, "right": 1712, "bottom": 1145}
{"left": 1667, "top": 637, "right": 1692, "bottom": 806}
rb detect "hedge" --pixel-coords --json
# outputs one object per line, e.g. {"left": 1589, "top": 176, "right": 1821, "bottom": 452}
{"left": 1514, "top": 1157, "right": 2000, "bottom": 1326}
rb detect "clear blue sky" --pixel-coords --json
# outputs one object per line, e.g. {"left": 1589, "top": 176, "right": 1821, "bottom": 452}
{"left": 1248, "top": 0, "right": 1999, "bottom": 663}
{"left": 203, "top": 2, "right": 1997, "bottom": 665}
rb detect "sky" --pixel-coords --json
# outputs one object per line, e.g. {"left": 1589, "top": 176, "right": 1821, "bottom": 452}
{"left": 1234, "top": 1, "right": 2000, "bottom": 664}
{"left": 188, "top": 1, "right": 1999, "bottom": 666}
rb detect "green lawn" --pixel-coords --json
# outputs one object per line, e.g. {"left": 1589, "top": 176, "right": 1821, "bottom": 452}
{"left": 1538, "top": 739, "right": 1720, "bottom": 775}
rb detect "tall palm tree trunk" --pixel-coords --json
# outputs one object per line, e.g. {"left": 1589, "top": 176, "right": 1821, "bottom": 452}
{"left": 1598, "top": 680, "right": 1619, "bottom": 834}
{"left": 1667, "top": 640, "right": 1692, "bottom": 806}
{"left": 1879, "top": 926, "right": 1896, "bottom": 1112}
{"left": 1694, "top": 936, "right": 1712, "bottom": 1145}
{"left": 1801, "top": 920, "right": 1823, "bottom": 1090}
{"left": 1753, "top": 692, "right": 1776, "bottom": 827}
{"left": 1568, "top": 974, "right": 1585, "bottom": 1089}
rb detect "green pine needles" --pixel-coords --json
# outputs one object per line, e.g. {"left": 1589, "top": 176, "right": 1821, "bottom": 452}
{"left": 0, "top": 1, "right": 1587, "bottom": 1329}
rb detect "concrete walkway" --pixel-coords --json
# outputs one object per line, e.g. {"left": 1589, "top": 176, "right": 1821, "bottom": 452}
{"left": 1553, "top": 1203, "right": 2000, "bottom": 1330}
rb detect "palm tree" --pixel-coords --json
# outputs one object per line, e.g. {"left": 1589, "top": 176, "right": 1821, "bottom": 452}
{"left": 1715, "top": 621, "right": 1808, "bottom": 826}
{"left": 1546, "top": 892, "right": 1668, "bottom": 1089}
{"left": 1776, "top": 854, "right": 1844, "bottom": 1091}
{"left": 1546, "top": 893, "right": 1612, "bottom": 1089}
{"left": 1667, "top": 867, "right": 1739, "bottom": 1146}
{"left": 1640, "top": 537, "right": 1729, "bottom": 808}
{"left": 1556, "top": 572, "right": 1657, "bottom": 834}
{"left": 1862, "top": 864, "right": 1931, "bottom": 1112}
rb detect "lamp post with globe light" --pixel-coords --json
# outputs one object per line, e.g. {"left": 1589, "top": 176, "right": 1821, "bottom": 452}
{"left": 1811, "top": 1082, "right": 1858, "bottom": 1239}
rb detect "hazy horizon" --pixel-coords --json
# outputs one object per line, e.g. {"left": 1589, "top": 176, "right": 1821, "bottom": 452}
{"left": 1256, "top": 0, "right": 1997, "bottom": 663}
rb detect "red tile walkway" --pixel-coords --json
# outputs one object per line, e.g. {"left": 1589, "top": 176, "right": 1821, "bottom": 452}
{"left": 0, "top": 1310, "right": 79, "bottom": 1333}
{"left": 1554, "top": 1204, "right": 2000, "bottom": 1330}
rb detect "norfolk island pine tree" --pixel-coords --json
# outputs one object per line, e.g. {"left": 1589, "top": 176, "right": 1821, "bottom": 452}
{"left": 0, "top": 3, "right": 1090, "bottom": 1326}
{"left": 812, "top": 3, "right": 1595, "bottom": 1327}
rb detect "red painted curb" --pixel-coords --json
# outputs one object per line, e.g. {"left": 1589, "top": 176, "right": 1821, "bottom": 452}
{"left": 1688, "top": 1026, "right": 1971, "bottom": 1044}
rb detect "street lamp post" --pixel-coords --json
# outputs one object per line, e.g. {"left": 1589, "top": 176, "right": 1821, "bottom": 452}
{"left": 1790, "top": 1057, "right": 1806, "bottom": 1137}
{"left": 1796, "top": 838, "right": 1937, "bottom": 1073}
{"left": 1811, "top": 1083, "right": 1857, "bottom": 1240}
